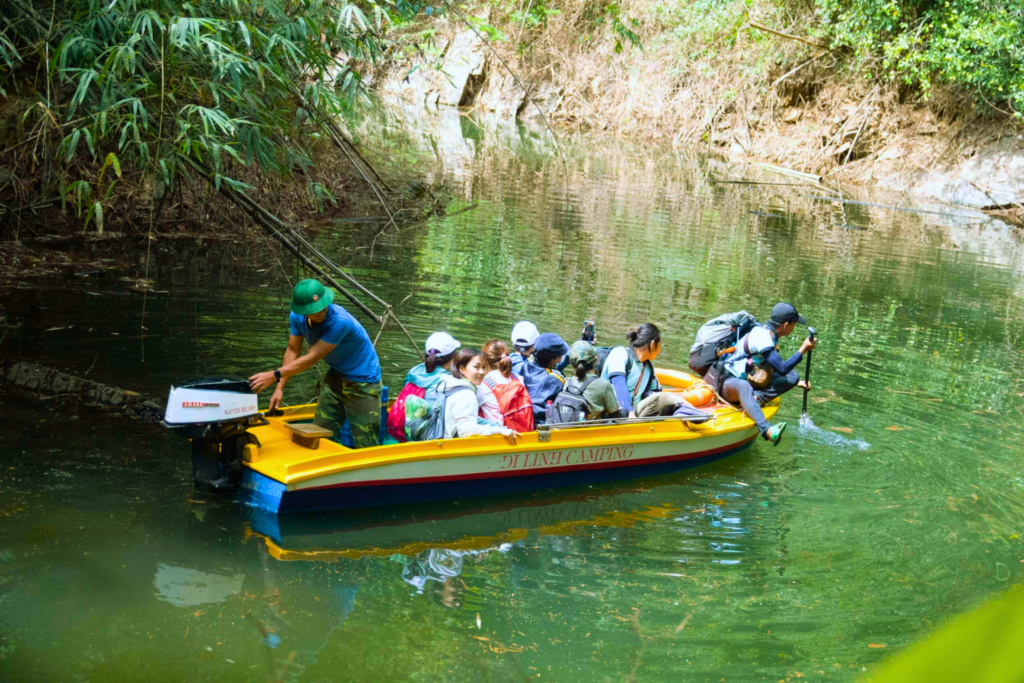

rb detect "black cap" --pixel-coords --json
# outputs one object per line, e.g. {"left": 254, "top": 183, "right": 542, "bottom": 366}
{"left": 770, "top": 302, "right": 807, "bottom": 325}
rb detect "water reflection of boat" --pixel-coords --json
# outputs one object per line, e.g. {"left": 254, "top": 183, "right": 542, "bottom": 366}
{"left": 245, "top": 486, "right": 684, "bottom": 563}
{"left": 240, "top": 369, "right": 775, "bottom": 514}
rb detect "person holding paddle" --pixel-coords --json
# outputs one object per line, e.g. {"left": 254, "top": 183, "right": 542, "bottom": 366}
{"left": 705, "top": 303, "right": 815, "bottom": 445}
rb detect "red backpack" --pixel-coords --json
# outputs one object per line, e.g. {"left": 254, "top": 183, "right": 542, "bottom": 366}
{"left": 387, "top": 383, "right": 426, "bottom": 443}
{"left": 485, "top": 377, "right": 534, "bottom": 433}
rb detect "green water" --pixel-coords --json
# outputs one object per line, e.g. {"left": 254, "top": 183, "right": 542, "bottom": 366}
{"left": 3, "top": 109, "right": 1024, "bottom": 682}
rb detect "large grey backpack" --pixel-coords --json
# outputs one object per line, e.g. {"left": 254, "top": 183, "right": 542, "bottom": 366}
{"left": 691, "top": 310, "right": 759, "bottom": 353}
{"left": 689, "top": 311, "right": 759, "bottom": 376}
{"left": 546, "top": 378, "right": 598, "bottom": 424}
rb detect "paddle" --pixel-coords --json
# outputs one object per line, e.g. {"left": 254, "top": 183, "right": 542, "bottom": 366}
{"left": 801, "top": 327, "right": 816, "bottom": 415}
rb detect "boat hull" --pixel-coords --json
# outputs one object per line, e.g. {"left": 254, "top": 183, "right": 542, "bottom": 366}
{"left": 241, "top": 432, "right": 757, "bottom": 514}
{"left": 235, "top": 368, "right": 775, "bottom": 515}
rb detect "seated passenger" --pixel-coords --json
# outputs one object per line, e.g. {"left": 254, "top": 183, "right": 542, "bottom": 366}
{"left": 436, "top": 343, "right": 519, "bottom": 444}
{"left": 519, "top": 332, "right": 569, "bottom": 424}
{"left": 387, "top": 335, "right": 453, "bottom": 442}
{"left": 562, "top": 341, "right": 623, "bottom": 420}
{"left": 600, "top": 323, "right": 663, "bottom": 417}
{"left": 509, "top": 320, "right": 539, "bottom": 377}
{"left": 705, "top": 302, "right": 815, "bottom": 446}
{"left": 477, "top": 339, "right": 534, "bottom": 433}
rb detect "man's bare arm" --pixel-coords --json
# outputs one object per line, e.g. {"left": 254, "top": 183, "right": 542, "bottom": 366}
{"left": 276, "top": 335, "right": 304, "bottom": 389}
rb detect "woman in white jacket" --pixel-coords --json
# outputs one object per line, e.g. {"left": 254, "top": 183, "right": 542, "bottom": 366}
{"left": 423, "top": 333, "right": 518, "bottom": 444}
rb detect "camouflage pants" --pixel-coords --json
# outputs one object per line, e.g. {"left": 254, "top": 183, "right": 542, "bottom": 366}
{"left": 314, "top": 372, "right": 382, "bottom": 449}
{"left": 634, "top": 391, "right": 685, "bottom": 417}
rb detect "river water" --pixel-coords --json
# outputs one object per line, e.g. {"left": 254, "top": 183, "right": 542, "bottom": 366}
{"left": 2, "top": 107, "right": 1024, "bottom": 682}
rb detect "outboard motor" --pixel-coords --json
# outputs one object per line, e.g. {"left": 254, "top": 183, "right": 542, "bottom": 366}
{"left": 163, "top": 378, "right": 263, "bottom": 492}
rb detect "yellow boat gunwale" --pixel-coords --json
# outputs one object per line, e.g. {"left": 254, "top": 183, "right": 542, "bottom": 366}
{"left": 244, "top": 383, "right": 778, "bottom": 487}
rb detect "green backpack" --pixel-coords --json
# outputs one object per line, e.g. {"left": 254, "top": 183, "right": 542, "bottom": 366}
{"left": 404, "top": 384, "right": 473, "bottom": 441}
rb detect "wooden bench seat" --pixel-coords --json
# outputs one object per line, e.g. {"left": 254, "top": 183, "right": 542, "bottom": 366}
{"left": 287, "top": 423, "right": 333, "bottom": 450}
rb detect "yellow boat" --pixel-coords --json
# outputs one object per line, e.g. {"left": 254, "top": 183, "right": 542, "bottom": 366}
{"left": 218, "top": 368, "right": 777, "bottom": 514}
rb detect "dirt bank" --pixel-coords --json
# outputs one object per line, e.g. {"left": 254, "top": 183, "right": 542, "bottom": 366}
{"left": 375, "top": 3, "right": 1024, "bottom": 221}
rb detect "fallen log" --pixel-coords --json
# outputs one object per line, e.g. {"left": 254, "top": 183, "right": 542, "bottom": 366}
{"left": 3, "top": 360, "right": 165, "bottom": 421}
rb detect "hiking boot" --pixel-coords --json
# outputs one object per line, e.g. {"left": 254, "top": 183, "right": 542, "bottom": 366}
{"left": 765, "top": 422, "right": 787, "bottom": 446}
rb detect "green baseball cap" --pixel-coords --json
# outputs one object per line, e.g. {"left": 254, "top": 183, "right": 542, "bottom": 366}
{"left": 568, "top": 340, "right": 597, "bottom": 367}
{"left": 290, "top": 279, "right": 334, "bottom": 316}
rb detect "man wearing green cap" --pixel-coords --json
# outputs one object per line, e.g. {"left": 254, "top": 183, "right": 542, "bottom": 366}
{"left": 249, "top": 279, "right": 383, "bottom": 449}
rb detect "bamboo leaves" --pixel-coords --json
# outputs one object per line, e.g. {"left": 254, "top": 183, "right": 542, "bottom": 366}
{"left": 99, "top": 152, "right": 122, "bottom": 187}
{"left": 181, "top": 105, "right": 238, "bottom": 137}
{"left": 339, "top": 4, "right": 370, "bottom": 32}
{"left": 84, "top": 202, "right": 104, "bottom": 233}
{"left": 169, "top": 17, "right": 204, "bottom": 48}
{"left": 4, "top": 0, "right": 426, "bottom": 226}
{"left": 67, "top": 69, "right": 99, "bottom": 119}
{"left": 64, "top": 180, "right": 92, "bottom": 217}
{"left": 64, "top": 128, "right": 83, "bottom": 162}
{"left": 0, "top": 29, "right": 21, "bottom": 94}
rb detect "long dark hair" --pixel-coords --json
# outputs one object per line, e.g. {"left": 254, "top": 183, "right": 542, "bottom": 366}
{"left": 626, "top": 323, "right": 661, "bottom": 350}
{"left": 574, "top": 358, "right": 595, "bottom": 381}
{"left": 451, "top": 348, "right": 481, "bottom": 379}
{"left": 425, "top": 350, "right": 457, "bottom": 373}
{"left": 482, "top": 339, "right": 513, "bottom": 379}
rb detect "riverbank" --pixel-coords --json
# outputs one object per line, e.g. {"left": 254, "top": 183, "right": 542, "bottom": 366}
{"left": 375, "top": 0, "right": 1024, "bottom": 220}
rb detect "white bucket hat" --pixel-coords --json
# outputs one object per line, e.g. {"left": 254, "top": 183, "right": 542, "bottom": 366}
{"left": 425, "top": 332, "right": 461, "bottom": 356}
{"left": 511, "top": 321, "right": 539, "bottom": 347}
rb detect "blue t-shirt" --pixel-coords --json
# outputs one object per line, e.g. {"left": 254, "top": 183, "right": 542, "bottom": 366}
{"left": 288, "top": 304, "right": 381, "bottom": 383}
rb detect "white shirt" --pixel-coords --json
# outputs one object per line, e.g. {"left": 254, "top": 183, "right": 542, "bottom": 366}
{"left": 436, "top": 375, "right": 514, "bottom": 439}
{"left": 724, "top": 326, "right": 776, "bottom": 378}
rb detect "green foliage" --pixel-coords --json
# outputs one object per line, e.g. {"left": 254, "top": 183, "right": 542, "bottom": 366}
{"left": 816, "top": 0, "right": 1024, "bottom": 114}
{"left": 589, "top": 1, "right": 642, "bottom": 53}
{"left": 60, "top": 151, "right": 121, "bottom": 232}
{"left": 863, "top": 585, "right": 1024, "bottom": 683}
{"left": 489, "top": 0, "right": 561, "bottom": 33}
{"left": 0, "top": 0, "right": 424, "bottom": 228}
{"left": 476, "top": 0, "right": 639, "bottom": 52}
{"left": 651, "top": 0, "right": 748, "bottom": 58}
{"left": 308, "top": 179, "right": 338, "bottom": 212}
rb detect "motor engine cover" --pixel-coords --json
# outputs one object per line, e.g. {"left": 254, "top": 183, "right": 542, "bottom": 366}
{"left": 164, "top": 377, "right": 259, "bottom": 426}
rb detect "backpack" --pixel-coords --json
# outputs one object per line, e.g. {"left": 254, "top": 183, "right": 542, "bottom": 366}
{"left": 546, "top": 378, "right": 597, "bottom": 425}
{"left": 404, "top": 384, "right": 473, "bottom": 442}
{"left": 484, "top": 376, "right": 535, "bottom": 433}
{"left": 593, "top": 347, "right": 613, "bottom": 376}
{"left": 734, "top": 328, "right": 777, "bottom": 389}
{"left": 689, "top": 311, "right": 759, "bottom": 376}
{"left": 387, "top": 382, "right": 427, "bottom": 443}
{"left": 520, "top": 362, "right": 566, "bottom": 423}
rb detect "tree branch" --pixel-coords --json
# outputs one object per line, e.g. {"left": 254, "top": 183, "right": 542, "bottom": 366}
{"left": 749, "top": 21, "right": 828, "bottom": 49}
